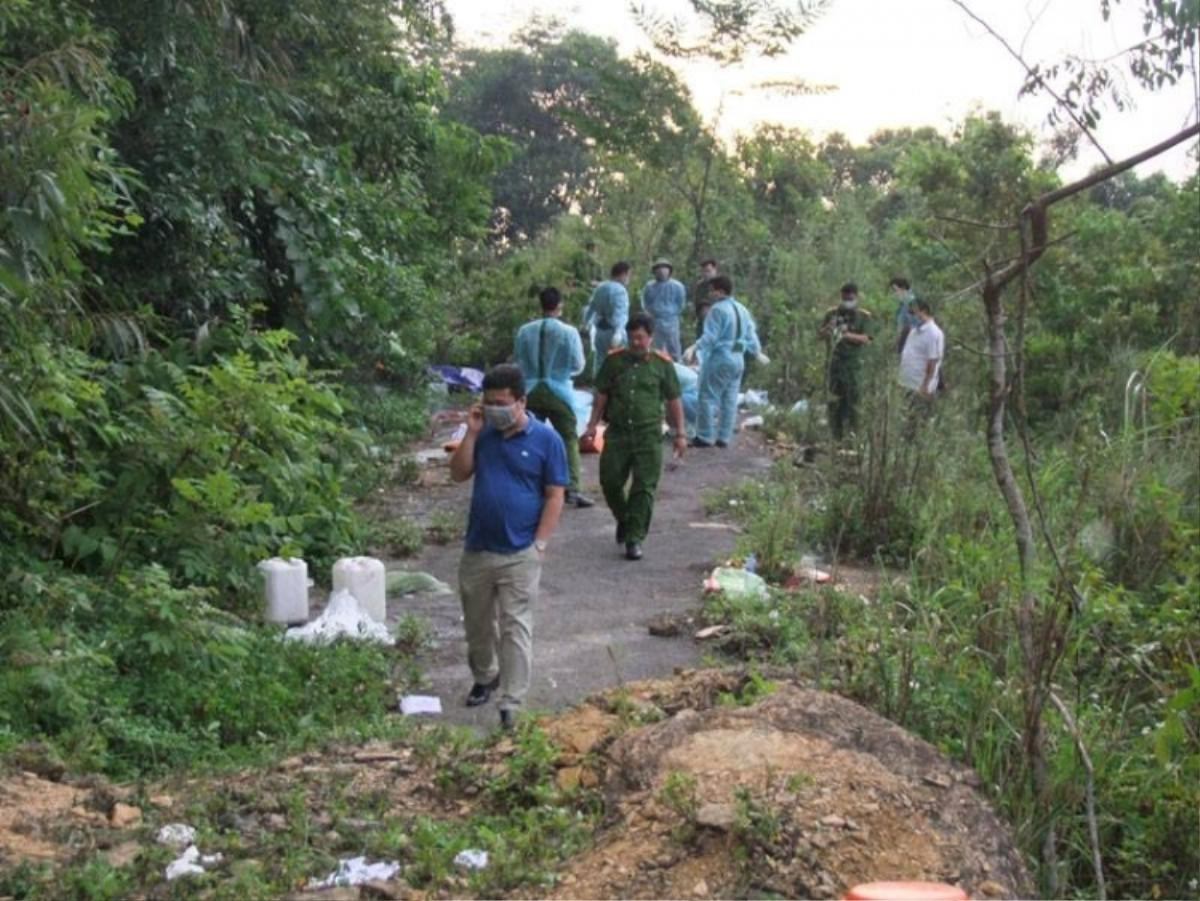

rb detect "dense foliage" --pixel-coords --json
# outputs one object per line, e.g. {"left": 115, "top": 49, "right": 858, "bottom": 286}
{"left": 2, "top": 1, "right": 1196, "bottom": 898}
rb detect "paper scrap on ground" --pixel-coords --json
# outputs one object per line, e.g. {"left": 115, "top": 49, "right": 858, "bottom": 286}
{"left": 386, "top": 570, "right": 452, "bottom": 596}
{"left": 285, "top": 589, "right": 392, "bottom": 645}
{"left": 400, "top": 695, "right": 443, "bottom": 716}
{"left": 310, "top": 856, "right": 402, "bottom": 888}
{"left": 156, "top": 823, "right": 196, "bottom": 848}
{"left": 454, "top": 849, "right": 489, "bottom": 871}
{"left": 742, "top": 415, "right": 765, "bottom": 429}
{"left": 165, "top": 845, "right": 223, "bottom": 881}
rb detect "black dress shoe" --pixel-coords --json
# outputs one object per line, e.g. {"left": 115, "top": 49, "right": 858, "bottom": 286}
{"left": 691, "top": 437, "right": 713, "bottom": 448}
{"left": 715, "top": 440, "right": 729, "bottom": 448}
{"left": 567, "top": 491, "right": 595, "bottom": 508}
{"left": 615, "top": 521, "right": 626, "bottom": 544}
{"left": 625, "top": 542, "right": 643, "bottom": 561}
{"left": 499, "top": 709, "right": 516, "bottom": 731}
{"left": 465, "top": 676, "right": 500, "bottom": 707}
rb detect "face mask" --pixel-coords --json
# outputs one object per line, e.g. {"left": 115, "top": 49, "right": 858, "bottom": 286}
{"left": 840, "top": 297, "right": 858, "bottom": 310}
{"left": 484, "top": 403, "right": 520, "bottom": 431}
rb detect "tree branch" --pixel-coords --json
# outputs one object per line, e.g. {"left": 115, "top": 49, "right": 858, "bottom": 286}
{"left": 948, "top": 0, "right": 1113, "bottom": 165}
{"left": 990, "top": 123, "right": 1200, "bottom": 289}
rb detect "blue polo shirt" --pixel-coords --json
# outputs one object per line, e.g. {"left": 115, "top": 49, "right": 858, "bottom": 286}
{"left": 465, "top": 416, "right": 569, "bottom": 553}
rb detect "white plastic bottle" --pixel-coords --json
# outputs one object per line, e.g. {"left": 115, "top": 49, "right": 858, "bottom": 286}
{"left": 331, "top": 556, "right": 387, "bottom": 623}
{"left": 257, "top": 557, "right": 309, "bottom": 624}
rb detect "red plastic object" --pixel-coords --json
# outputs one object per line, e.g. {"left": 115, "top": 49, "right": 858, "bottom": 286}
{"left": 844, "top": 882, "right": 968, "bottom": 901}
{"left": 579, "top": 423, "right": 606, "bottom": 454}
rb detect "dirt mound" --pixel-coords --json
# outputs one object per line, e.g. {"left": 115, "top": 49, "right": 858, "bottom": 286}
{"left": 0, "top": 670, "right": 1030, "bottom": 900}
{"left": 544, "top": 669, "right": 1031, "bottom": 900}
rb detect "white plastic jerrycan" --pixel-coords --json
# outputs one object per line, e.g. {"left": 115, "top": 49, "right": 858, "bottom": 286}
{"left": 331, "top": 556, "right": 387, "bottom": 623}
{"left": 258, "top": 557, "right": 309, "bottom": 624}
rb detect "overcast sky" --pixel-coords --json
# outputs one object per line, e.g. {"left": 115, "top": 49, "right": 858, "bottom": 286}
{"left": 443, "top": 0, "right": 1200, "bottom": 181}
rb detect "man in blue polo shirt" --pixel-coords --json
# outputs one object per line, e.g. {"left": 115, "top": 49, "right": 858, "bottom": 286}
{"left": 449, "top": 364, "right": 568, "bottom": 730}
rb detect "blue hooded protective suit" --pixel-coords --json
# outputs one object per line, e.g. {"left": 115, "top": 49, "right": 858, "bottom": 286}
{"left": 514, "top": 316, "right": 585, "bottom": 409}
{"left": 582, "top": 280, "right": 629, "bottom": 376}
{"left": 640, "top": 277, "right": 687, "bottom": 360}
{"left": 695, "top": 296, "right": 761, "bottom": 445}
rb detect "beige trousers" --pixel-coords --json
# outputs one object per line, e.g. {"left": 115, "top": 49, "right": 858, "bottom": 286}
{"left": 458, "top": 547, "right": 541, "bottom": 711}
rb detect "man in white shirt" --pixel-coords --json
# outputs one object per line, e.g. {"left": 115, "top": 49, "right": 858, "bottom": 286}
{"left": 898, "top": 298, "right": 944, "bottom": 400}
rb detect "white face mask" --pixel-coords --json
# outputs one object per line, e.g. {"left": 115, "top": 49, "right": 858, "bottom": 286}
{"left": 840, "top": 297, "right": 858, "bottom": 310}
{"left": 484, "top": 403, "right": 520, "bottom": 431}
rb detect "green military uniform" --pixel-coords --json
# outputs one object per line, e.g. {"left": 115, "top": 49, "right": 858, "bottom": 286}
{"left": 821, "top": 306, "right": 876, "bottom": 440}
{"left": 595, "top": 349, "right": 681, "bottom": 544}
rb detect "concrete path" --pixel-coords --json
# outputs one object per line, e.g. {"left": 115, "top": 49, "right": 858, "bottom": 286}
{"left": 387, "top": 432, "right": 773, "bottom": 731}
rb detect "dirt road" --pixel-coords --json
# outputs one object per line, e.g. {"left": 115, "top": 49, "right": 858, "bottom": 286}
{"left": 388, "top": 431, "right": 774, "bottom": 730}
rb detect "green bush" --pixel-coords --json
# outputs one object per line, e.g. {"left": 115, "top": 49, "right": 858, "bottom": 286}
{"left": 0, "top": 563, "right": 403, "bottom": 777}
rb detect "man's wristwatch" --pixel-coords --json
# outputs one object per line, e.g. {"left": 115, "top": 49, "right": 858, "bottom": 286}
{"left": 534, "top": 539, "right": 548, "bottom": 553}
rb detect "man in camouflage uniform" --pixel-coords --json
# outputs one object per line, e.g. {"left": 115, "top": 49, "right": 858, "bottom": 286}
{"left": 691, "top": 258, "right": 719, "bottom": 341}
{"left": 818, "top": 282, "right": 875, "bottom": 441}
{"left": 582, "top": 312, "right": 686, "bottom": 561}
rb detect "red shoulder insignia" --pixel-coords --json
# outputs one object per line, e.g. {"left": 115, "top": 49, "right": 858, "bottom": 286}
{"left": 653, "top": 350, "right": 673, "bottom": 363}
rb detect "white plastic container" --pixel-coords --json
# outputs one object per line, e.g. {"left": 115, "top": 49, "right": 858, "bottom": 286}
{"left": 332, "top": 556, "right": 387, "bottom": 623}
{"left": 258, "top": 557, "right": 309, "bottom": 624}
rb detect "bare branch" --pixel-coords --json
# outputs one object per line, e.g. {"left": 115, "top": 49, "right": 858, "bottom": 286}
{"left": 990, "top": 123, "right": 1200, "bottom": 289}
{"left": 948, "top": 0, "right": 1114, "bottom": 164}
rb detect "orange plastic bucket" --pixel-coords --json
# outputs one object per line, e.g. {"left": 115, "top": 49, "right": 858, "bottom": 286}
{"left": 844, "top": 882, "right": 968, "bottom": 901}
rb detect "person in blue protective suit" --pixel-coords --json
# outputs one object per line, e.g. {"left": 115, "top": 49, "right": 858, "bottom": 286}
{"left": 515, "top": 286, "right": 594, "bottom": 508}
{"left": 582, "top": 261, "right": 632, "bottom": 377}
{"left": 640, "top": 259, "right": 687, "bottom": 360}
{"left": 674, "top": 362, "right": 700, "bottom": 440}
{"left": 684, "top": 275, "right": 769, "bottom": 448}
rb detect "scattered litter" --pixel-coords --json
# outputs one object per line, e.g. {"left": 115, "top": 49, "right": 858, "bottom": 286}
{"left": 791, "top": 398, "right": 810, "bottom": 414}
{"left": 687, "top": 521, "right": 742, "bottom": 532}
{"left": 739, "top": 389, "right": 770, "bottom": 409}
{"left": 400, "top": 695, "right": 443, "bottom": 716}
{"left": 310, "top": 856, "right": 402, "bottom": 889}
{"left": 742, "top": 415, "right": 765, "bottom": 429}
{"left": 386, "top": 569, "right": 452, "bottom": 595}
{"left": 285, "top": 589, "right": 392, "bottom": 645}
{"left": 454, "top": 849, "right": 489, "bottom": 871}
{"left": 703, "top": 567, "right": 769, "bottom": 600}
{"left": 784, "top": 567, "right": 833, "bottom": 589}
{"left": 156, "top": 823, "right": 196, "bottom": 849}
{"left": 694, "top": 624, "right": 732, "bottom": 640}
{"left": 165, "top": 845, "right": 223, "bottom": 881}
{"left": 428, "top": 365, "right": 484, "bottom": 392}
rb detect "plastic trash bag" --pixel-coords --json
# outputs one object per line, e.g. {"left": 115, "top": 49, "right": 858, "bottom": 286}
{"left": 285, "top": 589, "right": 392, "bottom": 645}
{"left": 386, "top": 570, "right": 452, "bottom": 596}
{"left": 703, "top": 567, "right": 768, "bottom": 600}
{"left": 428, "top": 365, "right": 484, "bottom": 392}
{"left": 738, "top": 389, "right": 770, "bottom": 409}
